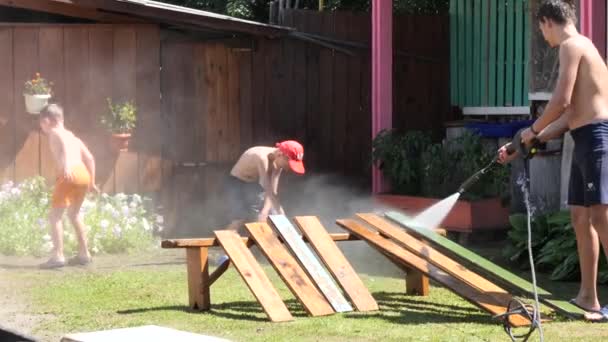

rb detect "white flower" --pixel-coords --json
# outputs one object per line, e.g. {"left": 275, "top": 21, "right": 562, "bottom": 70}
{"left": 40, "top": 198, "right": 48, "bottom": 205}
{"left": 10, "top": 188, "right": 20, "bottom": 196}
{"left": 103, "top": 203, "right": 114, "bottom": 212}
{"left": 112, "top": 210, "right": 120, "bottom": 219}
{"left": 121, "top": 206, "right": 130, "bottom": 215}
{"left": 1, "top": 181, "right": 13, "bottom": 192}
{"left": 115, "top": 193, "right": 127, "bottom": 201}
{"left": 142, "top": 218, "right": 151, "bottom": 231}
{"left": 100, "top": 219, "right": 110, "bottom": 229}
{"left": 42, "top": 234, "right": 51, "bottom": 242}
{"left": 92, "top": 246, "right": 99, "bottom": 254}
{"left": 42, "top": 241, "right": 53, "bottom": 253}
{"left": 113, "top": 225, "right": 122, "bottom": 237}
{"left": 156, "top": 215, "right": 164, "bottom": 224}
{"left": 127, "top": 217, "right": 137, "bottom": 225}
{"left": 129, "top": 201, "right": 137, "bottom": 208}
{"left": 132, "top": 194, "right": 142, "bottom": 203}
{"left": 102, "top": 193, "right": 109, "bottom": 199}
{"left": 38, "top": 218, "right": 46, "bottom": 229}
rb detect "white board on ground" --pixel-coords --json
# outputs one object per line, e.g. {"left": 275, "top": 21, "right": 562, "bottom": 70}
{"left": 61, "top": 325, "right": 231, "bottom": 342}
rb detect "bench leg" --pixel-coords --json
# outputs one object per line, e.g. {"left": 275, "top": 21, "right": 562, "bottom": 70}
{"left": 187, "top": 247, "right": 210, "bottom": 310}
{"left": 406, "top": 270, "right": 429, "bottom": 296}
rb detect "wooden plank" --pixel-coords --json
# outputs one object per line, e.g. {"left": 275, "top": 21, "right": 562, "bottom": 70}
{"left": 464, "top": 0, "right": 473, "bottom": 105}
{"left": 505, "top": 0, "right": 514, "bottom": 106}
{"left": 406, "top": 271, "right": 429, "bottom": 296}
{"left": 304, "top": 13, "right": 321, "bottom": 170}
{"left": 0, "top": 0, "right": 145, "bottom": 23}
{"left": 480, "top": 0, "right": 489, "bottom": 105}
{"left": 318, "top": 12, "right": 334, "bottom": 170}
{"left": 38, "top": 27, "right": 64, "bottom": 183}
{"left": 450, "top": 0, "right": 458, "bottom": 105}
{"left": 135, "top": 25, "right": 162, "bottom": 192}
{"left": 216, "top": 44, "right": 231, "bottom": 162}
{"left": 497, "top": 0, "right": 506, "bottom": 105}
{"left": 245, "top": 222, "right": 334, "bottom": 316}
{"left": 227, "top": 49, "right": 241, "bottom": 161}
{"left": 385, "top": 211, "right": 586, "bottom": 318}
{"left": 292, "top": 12, "right": 308, "bottom": 146}
{"left": 457, "top": 0, "right": 465, "bottom": 106}
{"left": 523, "top": 0, "right": 530, "bottom": 104}
{"left": 473, "top": 0, "right": 481, "bottom": 106}
{"left": 333, "top": 12, "right": 349, "bottom": 174}
{"left": 514, "top": 0, "right": 524, "bottom": 106}
{"left": 204, "top": 43, "right": 220, "bottom": 162}
{"left": 294, "top": 216, "right": 378, "bottom": 312}
{"left": 186, "top": 247, "right": 210, "bottom": 310}
{"left": 250, "top": 38, "right": 266, "bottom": 145}
{"left": 357, "top": 214, "right": 524, "bottom": 308}
{"left": 112, "top": 26, "right": 138, "bottom": 193}
{"left": 214, "top": 230, "right": 293, "bottom": 322}
{"left": 336, "top": 218, "right": 530, "bottom": 327}
{"left": 161, "top": 232, "right": 361, "bottom": 248}
{"left": 269, "top": 215, "right": 353, "bottom": 313}
{"left": 88, "top": 26, "right": 116, "bottom": 193}
{"left": 0, "top": 27, "right": 14, "bottom": 183}
{"left": 488, "top": 0, "right": 497, "bottom": 106}
{"left": 346, "top": 14, "right": 364, "bottom": 177}
{"left": 238, "top": 50, "right": 253, "bottom": 151}
{"left": 64, "top": 26, "right": 89, "bottom": 133}
{"left": 13, "top": 27, "right": 40, "bottom": 183}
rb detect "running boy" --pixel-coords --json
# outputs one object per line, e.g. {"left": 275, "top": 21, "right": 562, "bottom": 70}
{"left": 38, "top": 104, "right": 98, "bottom": 269}
{"left": 499, "top": 0, "right": 608, "bottom": 321}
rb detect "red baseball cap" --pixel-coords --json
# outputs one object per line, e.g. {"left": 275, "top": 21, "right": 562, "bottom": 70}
{"left": 276, "top": 140, "right": 305, "bottom": 174}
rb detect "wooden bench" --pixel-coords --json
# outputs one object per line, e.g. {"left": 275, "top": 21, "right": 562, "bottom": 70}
{"left": 161, "top": 228, "right": 446, "bottom": 311}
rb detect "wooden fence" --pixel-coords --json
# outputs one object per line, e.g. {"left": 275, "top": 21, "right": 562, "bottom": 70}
{"left": 450, "top": 0, "right": 530, "bottom": 107}
{"left": 0, "top": 24, "right": 162, "bottom": 194}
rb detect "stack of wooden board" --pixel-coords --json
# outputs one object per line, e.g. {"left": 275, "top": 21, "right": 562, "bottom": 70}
{"left": 214, "top": 215, "right": 378, "bottom": 322}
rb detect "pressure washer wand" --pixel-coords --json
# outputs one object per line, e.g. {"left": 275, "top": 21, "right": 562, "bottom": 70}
{"left": 457, "top": 157, "right": 498, "bottom": 194}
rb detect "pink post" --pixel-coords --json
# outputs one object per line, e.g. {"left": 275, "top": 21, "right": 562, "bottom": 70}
{"left": 371, "top": 0, "right": 393, "bottom": 194}
{"left": 579, "top": 0, "right": 606, "bottom": 59}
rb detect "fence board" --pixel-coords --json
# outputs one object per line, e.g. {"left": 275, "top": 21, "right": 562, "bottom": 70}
{"left": 488, "top": 0, "right": 497, "bottom": 106}
{"left": 497, "top": 0, "right": 506, "bottom": 105}
{"left": 514, "top": 0, "right": 524, "bottom": 106}
{"left": 318, "top": 12, "right": 335, "bottom": 171}
{"left": 0, "top": 28, "right": 14, "bottom": 183}
{"left": 38, "top": 27, "right": 64, "bottom": 183}
{"left": 450, "top": 0, "right": 458, "bottom": 105}
{"left": 480, "top": 0, "right": 488, "bottom": 105}
{"left": 238, "top": 51, "right": 253, "bottom": 151}
{"left": 333, "top": 12, "right": 349, "bottom": 174}
{"left": 505, "top": 1, "right": 514, "bottom": 106}
{"left": 13, "top": 27, "right": 39, "bottom": 182}
{"left": 227, "top": 49, "right": 241, "bottom": 161}
{"left": 473, "top": 0, "right": 481, "bottom": 106}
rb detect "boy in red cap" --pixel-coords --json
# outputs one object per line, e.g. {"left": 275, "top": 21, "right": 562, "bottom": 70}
{"left": 216, "top": 140, "right": 305, "bottom": 264}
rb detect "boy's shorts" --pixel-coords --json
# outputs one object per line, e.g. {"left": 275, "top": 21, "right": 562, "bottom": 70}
{"left": 568, "top": 121, "right": 608, "bottom": 207}
{"left": 223, "top": 175, "right": 263, "bottom": 223}
{"left": 51, "top": 164, "right": 91, "bottom": 209}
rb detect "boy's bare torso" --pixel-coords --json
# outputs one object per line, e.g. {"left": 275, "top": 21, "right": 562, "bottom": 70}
{"left": 566, "top": 35, "right": 608, "bottom": 129}
{"left": 48, "top": 128, "right": 85, "bottom": 174}
{"left": 230, "top": 146, "right": 276, "bottom": 188}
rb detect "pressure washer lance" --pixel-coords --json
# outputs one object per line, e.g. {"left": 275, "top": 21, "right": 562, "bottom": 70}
{"left": 457, "top": 128, "right": 546, "bottom": 342}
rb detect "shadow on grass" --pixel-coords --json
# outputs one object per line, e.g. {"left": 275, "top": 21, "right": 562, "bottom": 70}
{"left": 345, "top": 291, "right": 497, "bottom": 326}
{"left": 116, "top": 299, "right": 308, "bottom": 322}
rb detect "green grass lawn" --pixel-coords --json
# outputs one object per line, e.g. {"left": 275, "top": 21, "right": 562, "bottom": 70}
{"left": 3, "top": 249, "right": 608, "bottom": 341}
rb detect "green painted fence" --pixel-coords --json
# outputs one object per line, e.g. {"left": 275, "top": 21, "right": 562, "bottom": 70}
{"left": 450, "top": 0, "right": 530, "bottom": 107}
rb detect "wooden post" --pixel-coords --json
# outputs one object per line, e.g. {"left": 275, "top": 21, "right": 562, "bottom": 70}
{"left": 371, "top": 0, "right": 393, "bottom": 194}
{"left": 406, "top": 271, "right": 430, "bottom": 296}
{"left": 186, "top": 247, "right": 210, "bottom": 310}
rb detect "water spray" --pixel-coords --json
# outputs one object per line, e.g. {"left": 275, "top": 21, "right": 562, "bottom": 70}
{"left": 458, "top": 128, "right": 547, "bottom": 342}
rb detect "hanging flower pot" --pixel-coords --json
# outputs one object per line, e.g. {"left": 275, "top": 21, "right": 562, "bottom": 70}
{"left": 110, "top": 132, "right": 132, "bottom": 152}
{"left": 101, "top": 98, "right": 137, "bottom": 152}
{"left": 23, "top": 93, "right": 51, "bottom": 114}
{"left": 23, "top": 73, "right": 53, "bottom": 115}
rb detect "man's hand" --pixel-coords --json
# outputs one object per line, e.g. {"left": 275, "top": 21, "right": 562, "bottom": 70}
{"left": 497, "top": 143, "right": 518, "bottom": 164}
{"left": 520, "top": 127, "right": 537, "bottom": 145}
{"left": 257, "top": 213, "right": 268, "bottom": 223}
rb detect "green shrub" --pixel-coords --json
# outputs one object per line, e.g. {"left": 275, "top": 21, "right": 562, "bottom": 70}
{"left": 505, "top": 210, "right": 608, "bottom": 283}
{"left": 0, "top": 177, "right": 162, "bottom": 257}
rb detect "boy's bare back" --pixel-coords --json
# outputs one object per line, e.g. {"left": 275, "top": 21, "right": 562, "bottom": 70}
{"left": 230, "top": 146, "right": 276, "bottom": 187}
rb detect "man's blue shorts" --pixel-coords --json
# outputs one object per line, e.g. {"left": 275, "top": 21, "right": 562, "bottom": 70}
{"left": 568, "top": 120, "right": 608, "bottom": 207}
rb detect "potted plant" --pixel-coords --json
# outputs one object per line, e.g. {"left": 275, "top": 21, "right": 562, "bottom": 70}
{"left": 100, "top": 98, "right": 136, "bottom": 151}
{"left": 23, "top": 73, "right": 53, "bottom": 114}
{"left": 373, "top": 129, "right": 510, "bottom": 233}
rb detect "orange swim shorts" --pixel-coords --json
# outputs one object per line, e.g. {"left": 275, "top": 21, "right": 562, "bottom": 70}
{"left": 51, "top": 164, "right": 91, "bottom": 209}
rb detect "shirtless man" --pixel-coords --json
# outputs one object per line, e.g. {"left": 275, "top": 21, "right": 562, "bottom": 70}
{"left": 38, "top": 104, "right": 98, "bottom": 269}
{"left": 498, "top": 0, "right": 608, "bottom": 321}
{"left": 217, "top": 140, "right": 305, "bottom": 263}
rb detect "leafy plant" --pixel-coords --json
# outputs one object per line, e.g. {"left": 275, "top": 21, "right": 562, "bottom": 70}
{"left": 504, "top": 210, "right": 608, "bottom": 283}
{"left": 23, "top": 72, "right": 53, "bottom": 95}
{"left": 372, "top": 129, "right": 432, "bottom": 195}
{"left": 421, "top": 131, "right": 509, "bottom": 200}
{"left": 0, "top": 177, "right": 162, "bottom": 257}
{"left": 100, "top": 98, "right": 137, "bottom": 134}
